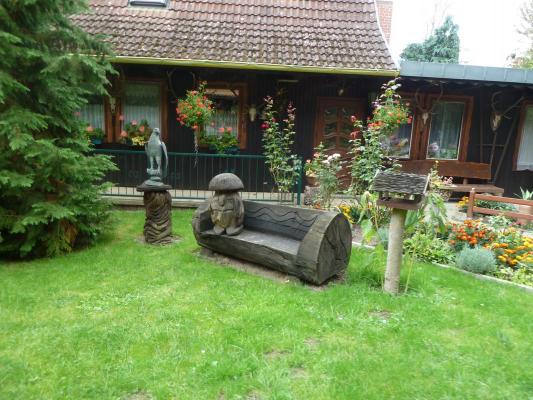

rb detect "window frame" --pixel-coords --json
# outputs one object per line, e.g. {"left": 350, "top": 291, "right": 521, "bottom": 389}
{"left": 420, "top": 94, "right": 473, "bottom": 162}
{"left": 128, "top": 0, "right": 168, "bottom": 7}
{"left": 203, "top": 82, "right": 248, "bottom": 150}
{"left": 513, "top": 99, "right": 533, "bottom": 171}
{"left": 108, "top": 77, "right": 168, "bottom": 144}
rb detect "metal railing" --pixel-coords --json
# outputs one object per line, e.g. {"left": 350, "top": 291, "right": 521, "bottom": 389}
{"left": 93, "top": 149, "right": 303, "bottom": 204}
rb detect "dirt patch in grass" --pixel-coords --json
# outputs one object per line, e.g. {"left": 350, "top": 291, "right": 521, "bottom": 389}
{"left": 198, "top": 248, "right": 301, "bottom": 284}
{"left": 368, "top": 310, "right": 392, "bottom": 321}
{"left": 264, "top": 349, "right": 290, "bottom": 360}
{"left": 304, "top": 338, "right": 320, "bottom": 349}
{"left": 121, "top": 390, "right": 153, "bottom": 400}
{"left": 291, "top": 367, "right": 309, "bottom": 378}
{"left": 198, "top": 247, "right": 346, "bottom": 289}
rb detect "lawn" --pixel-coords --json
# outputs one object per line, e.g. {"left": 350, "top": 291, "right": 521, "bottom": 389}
{"left": 1, "top": 210, "right": 532, "bottom": 400}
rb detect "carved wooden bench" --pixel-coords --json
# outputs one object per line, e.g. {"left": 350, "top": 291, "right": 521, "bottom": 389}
{"left": 192, "top": 200, "right": 352, "bottom": 285}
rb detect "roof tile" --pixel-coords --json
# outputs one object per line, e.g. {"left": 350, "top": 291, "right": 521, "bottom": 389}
{"left": 74, "top": 0, "right": 395, "bottom": 71}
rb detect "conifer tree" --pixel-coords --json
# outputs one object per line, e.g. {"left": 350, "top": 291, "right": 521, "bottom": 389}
{"left": 0, "top": 1, "right": 116, "bottom": 258}
{"left": 400, "top": 16, "right": 460, "bottom": 64}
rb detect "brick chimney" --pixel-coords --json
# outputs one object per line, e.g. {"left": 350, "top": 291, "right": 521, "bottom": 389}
{"left": 376, "top": 0, "right": 393, "bottom": 44}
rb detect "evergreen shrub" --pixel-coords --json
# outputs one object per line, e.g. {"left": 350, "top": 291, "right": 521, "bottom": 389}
{"left": 0, "top": 1, "right": 116, "bottom": 258}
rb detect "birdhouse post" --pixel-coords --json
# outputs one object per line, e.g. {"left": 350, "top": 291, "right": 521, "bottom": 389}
{"left": 371, "top": 171, "right": 430, "bottom": 294}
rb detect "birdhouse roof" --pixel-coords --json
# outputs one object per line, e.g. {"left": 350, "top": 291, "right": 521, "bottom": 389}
{"left": 371, "top": 171, "right": 429, "bottom": 196}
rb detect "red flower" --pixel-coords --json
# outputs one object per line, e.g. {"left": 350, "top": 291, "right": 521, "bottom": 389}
{"left": 261, "top": 123, "right": 269, "bottom": 129}
{"left": 350, "top": 115, "right": 357, "bottom": 123}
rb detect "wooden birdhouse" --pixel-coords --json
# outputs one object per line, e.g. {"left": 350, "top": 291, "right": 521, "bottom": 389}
{"left": 370, "top": 170, "right": 430, "bottom": 295}
{"left": 371, "top": 171, "right": 430, "bottom": 211}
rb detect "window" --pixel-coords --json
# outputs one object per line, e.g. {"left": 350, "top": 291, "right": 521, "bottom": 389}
{"left": 203, "top": 84, "right": 247, "bottom": 149}
{"left": 128, "top": 0, "right": 167, "bottom": 7}
{"left": 122, "top": 82, "right": 162, "bottom": 132}
{"left": 515, "top": 103, "right": 533, "bottom": 171}
{"left": 79, "top": 97, "right": 105, "bottom": 131}
{"left": 426, "top": 101, "right": 466, "bottom": 160}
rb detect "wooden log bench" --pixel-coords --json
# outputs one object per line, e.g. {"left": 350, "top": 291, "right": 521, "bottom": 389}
{"left": 400, "top": 160, "right": 504, "bottom": 195}
{"left": 192, "top": 200, "right": 352, "bottom": 285}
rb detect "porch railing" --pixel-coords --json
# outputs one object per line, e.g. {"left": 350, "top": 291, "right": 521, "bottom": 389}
{"left": 93, "top": 149, "right": 303, "bottom": 205}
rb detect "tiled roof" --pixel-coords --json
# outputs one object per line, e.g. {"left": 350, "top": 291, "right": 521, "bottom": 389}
{"left": 74, "top": 0, "right": 397, "bottom": 73}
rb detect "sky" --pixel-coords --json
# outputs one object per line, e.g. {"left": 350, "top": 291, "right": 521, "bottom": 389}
{"left": 388, "top": 0, "right": 530, "bottom": 67}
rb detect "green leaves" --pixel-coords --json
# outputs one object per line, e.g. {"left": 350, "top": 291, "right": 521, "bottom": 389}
{"left": 400, "top": 16, "right": 460, "bottom": 64}
{"left": 0, "top": 0, "right": 115, "bottom": 258}
{"left": 261, "top": 97, "right": 301, "bottom": 196}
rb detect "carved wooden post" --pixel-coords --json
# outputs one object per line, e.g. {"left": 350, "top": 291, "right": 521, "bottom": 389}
{"left": 142, "top": 189, "right": 172, "bottom": 244}
{"left": 371, "top": 171, "right": 430, "bottom": 295}
{"left": 384, "top": 208, "right": 407, "bottom": 294}
{"left": 136, "top": 127, "right": 172, "bottom": 245}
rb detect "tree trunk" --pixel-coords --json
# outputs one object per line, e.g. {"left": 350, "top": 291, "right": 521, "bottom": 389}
{"left": 383, "top": 208, "right": 407, "bottom": 295}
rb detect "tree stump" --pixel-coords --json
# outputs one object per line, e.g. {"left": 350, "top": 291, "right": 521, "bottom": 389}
{"left": 142, "top": 189, "right": 172, "bottom": 245}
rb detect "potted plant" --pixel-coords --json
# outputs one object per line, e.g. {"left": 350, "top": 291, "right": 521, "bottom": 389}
{"left": 121, "top": 119, "right": 152, "bottom": 147}
{"left": 85, "top": 125, "right": 105, "bottom": 145}
{"left": 199, "top": 127, "right": 239, "bottom": 154}
{"left": 176, "top": 81, "right": 214, "bottom": 151}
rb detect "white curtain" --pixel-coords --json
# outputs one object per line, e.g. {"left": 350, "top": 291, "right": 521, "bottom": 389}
{"left": 80, "top": 101, "right": 105, "bottom": 129}
{"left": 123, "top": 83, "right": 161, "bottom": 130}
{"left": 204, "top": 106, "right": 239, "bottom": 137}
{"left": 517, "top": 106, "right": 533, "bottom": 171}
{"left": 427, "top": 101, "right": 465, "bottom": 160}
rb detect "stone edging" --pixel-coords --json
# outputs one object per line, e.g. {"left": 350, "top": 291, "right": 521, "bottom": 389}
{"left": 352, "top": 241, "right": 533, "bottom": 294}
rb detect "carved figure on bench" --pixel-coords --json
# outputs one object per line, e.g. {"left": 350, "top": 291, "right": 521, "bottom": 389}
{"left": 208, "top": 173, "right": 245, "bottom": 236}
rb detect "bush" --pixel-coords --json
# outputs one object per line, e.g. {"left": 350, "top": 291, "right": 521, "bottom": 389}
{"left": 404, "top": 231, "right": 454, "bottom": 264}
{"left": 455, "top": 247, "right": 497, "bottom": 274}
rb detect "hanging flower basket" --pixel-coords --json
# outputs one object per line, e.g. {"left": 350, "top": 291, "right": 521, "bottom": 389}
{"left": 176, "top": 81, "right": 214, "bottom": 150}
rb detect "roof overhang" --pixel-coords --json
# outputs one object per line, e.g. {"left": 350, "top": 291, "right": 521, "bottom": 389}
{"left": 110, "top": 56, "right": 399, "bottom": 77}
{"left": 400, "top": 61, "right": 533, "bottom": 86}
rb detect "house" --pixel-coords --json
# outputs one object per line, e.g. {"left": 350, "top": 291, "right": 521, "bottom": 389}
{"left": 398, "top": 61, "right": 533, "bottom": 196}
{"left": 73, "top": 0, "right": 397, "bottom": 194}
{"left": 74, "top": 1, "right": 531, "bottom": 198}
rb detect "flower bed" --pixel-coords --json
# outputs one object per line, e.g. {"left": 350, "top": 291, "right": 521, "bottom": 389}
{"left": 447, "top": 220, "right": 533, "bottom": 286}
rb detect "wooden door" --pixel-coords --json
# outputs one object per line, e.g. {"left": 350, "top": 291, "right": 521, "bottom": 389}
{"left": 314, "top": 97, "right": 367, "bottom": 186}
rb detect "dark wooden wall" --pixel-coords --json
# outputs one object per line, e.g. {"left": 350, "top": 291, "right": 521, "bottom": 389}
{"left": 401, "top": 79, "right": 533, "bottom": 196}
{"left": 115, "top": 64, "right": 387, "bottom": 159}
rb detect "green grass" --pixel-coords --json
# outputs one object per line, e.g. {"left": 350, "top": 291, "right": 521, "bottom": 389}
{"left": 1, "top": 210, "right": 532, "bottom": 400}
